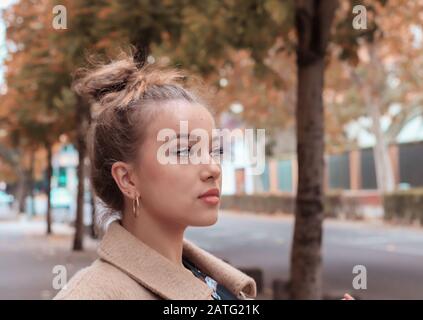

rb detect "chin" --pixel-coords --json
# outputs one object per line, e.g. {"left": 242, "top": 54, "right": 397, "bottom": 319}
{"left": 193, "top": 210, "right": 219, "bottom": 227}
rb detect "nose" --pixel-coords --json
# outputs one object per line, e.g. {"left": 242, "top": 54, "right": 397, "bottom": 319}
{"left": 200, "top": 158, "right": 221, "bottom": 182}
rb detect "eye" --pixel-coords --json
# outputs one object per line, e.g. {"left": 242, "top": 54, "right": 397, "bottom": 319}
{"left": 175, "top": 147, "right": 191, "bottom": 156}
{"left": 211, "top": 147, "right": 224, "bottom": 157}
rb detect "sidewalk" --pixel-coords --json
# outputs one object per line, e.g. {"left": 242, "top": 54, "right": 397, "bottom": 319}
{"left": 0, "top": 214, "right": 272, "bottom": 300}
{"left": 0, "top": 215, "right": 97, "bottom": 299}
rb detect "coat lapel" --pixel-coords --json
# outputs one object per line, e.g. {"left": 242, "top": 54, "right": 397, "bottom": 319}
{"left": 97, "top": 222, "right": 256, "bottom": 300}
{"left": 182, "top": 239, "right": 257, "bottom": 299}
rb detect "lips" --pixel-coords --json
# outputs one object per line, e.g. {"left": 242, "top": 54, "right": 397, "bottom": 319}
{"left": 198, "top": 188, "right": 220, "bottom": 205}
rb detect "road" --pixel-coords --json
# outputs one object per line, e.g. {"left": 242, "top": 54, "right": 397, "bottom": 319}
{"left": 186, "top": 211, "right": 423, "bottom": 299}
{"left": 1, "top": 210, "right": 423, "bottom": 299}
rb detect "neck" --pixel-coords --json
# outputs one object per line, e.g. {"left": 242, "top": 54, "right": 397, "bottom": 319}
{"left": 121, "top": 207, "right": 186, "bottom": 269}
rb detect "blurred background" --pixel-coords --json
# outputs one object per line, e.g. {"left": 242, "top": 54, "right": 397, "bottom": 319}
{"left": 0, "top": 0, "right": 423, "bottom": 300}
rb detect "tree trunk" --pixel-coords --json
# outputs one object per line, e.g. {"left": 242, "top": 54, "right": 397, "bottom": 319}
{"left": 17, "top": 150, "right": 28, "bottom": 214}
{"left": 13, "top": 165, "right": 27, "bottom": 215}
{"left": 349, "top": 43, "right": 396, "bottom": 193}
{"left": 366, "top": 44, "right": 395, "bottom": 193}
{"left": 290, "top": 0, "right": 338, "bottom": 300}
{"left": 90, "top": 181, "right": 97, "bottom": 239}
{"left": 87, "top": 158, "right": 97, "bottom": 239}
{"left": 366, "top": 94, "right": 395, "bottom": 192}
{"left": 73, "top": 96, "right": 91, "bottom": 251}
{"left": 46, "top": 143, "right": 53, "bottom": 235}
{"left": 28, "top": 149, "right": 35, "bottom": 216}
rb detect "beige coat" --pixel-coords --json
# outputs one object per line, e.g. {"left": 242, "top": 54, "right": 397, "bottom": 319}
{"left": 54, "top": 222, "right": 257, "bottom": 300}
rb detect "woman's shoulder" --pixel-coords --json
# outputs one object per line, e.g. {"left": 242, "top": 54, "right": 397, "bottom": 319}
{"left": 53, "top": 259, "right": 159, "bottom": 300}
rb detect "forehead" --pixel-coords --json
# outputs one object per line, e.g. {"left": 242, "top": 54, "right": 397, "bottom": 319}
{"left": 147, "top": 100, "right": 215, "bottom": 136}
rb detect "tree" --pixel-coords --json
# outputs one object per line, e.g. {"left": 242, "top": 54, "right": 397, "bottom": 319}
{"left": 288, "top": 0, "right": 338, "bottom": 299}
{"left": 51, "top": 0, "right": 105, "bottom": 250}
{"left": 326, "top": 0, "right": 423, "bottom": 192}
{"left": 3, "top": 0, "right": 73, "bottom": 233}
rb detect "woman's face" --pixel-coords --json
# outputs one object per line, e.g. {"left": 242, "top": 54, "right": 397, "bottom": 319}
{"left": 133, "top": 99, "right": 222, "bottom": 229}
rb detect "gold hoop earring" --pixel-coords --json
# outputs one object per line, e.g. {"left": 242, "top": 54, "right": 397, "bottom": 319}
{"left": 132, "top": 195, "right": 140, "bottom": 217}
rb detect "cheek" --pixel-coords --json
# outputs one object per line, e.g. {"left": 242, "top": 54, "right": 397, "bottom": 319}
{"left": 138, "top": 154, "right": 198, "bottom": 206}
{"left": 143, "top": 152, "right": 191, "bottom": 184}
{"left": 155, "top": 165, "right": 192, "bottom": 189}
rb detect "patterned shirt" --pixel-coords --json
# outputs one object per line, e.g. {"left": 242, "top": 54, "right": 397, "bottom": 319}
{"left": 182, "top": 256, "right": 239, "bottom": 300}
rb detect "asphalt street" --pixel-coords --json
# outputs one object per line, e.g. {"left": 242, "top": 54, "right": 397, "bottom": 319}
{"left": 1, "top": 210, "right": 422, "bottom": 299}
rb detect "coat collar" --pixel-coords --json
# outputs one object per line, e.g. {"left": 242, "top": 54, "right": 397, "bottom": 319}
{"left": 97, "top": 221, "right": 256, "bottom": 300}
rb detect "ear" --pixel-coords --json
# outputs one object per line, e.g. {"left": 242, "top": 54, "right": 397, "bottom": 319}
{"left": 111, "top": 161, "right": 138, "bottom": 199}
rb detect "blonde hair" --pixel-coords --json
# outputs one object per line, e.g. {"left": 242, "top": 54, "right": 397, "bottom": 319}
{"left": 73, "top": 50, "right": 207, "bottom": 231}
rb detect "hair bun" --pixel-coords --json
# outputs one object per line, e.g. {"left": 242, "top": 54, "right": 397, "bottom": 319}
{"left": 73, "top": 50, "right": 188, "bottom": 109}
{"left": 73, "top": 54, "right": 138, "bottom": 104}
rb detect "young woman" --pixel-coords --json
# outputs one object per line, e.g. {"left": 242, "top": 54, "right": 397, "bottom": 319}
{"left": 53, "top": 51, "right": 257, "bottom": 300}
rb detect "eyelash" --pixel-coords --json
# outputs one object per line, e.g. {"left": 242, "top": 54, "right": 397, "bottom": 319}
{"left": 175, "top": 147, "right": 224, "bottom": 157}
